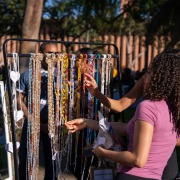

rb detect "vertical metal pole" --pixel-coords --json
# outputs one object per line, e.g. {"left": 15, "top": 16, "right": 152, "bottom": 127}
{"left": 3, "top": 39, "right": 19, "bottom": 180}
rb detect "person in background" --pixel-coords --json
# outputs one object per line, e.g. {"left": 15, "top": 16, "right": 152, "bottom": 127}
{"left": 121, "top": 67, "right": 135, "bottom": 95}
{"left": 66, "top": 49, "right": 180, "bottom": 180}
{"left": 17, "top": 42, "right": 58, "bottom": 180}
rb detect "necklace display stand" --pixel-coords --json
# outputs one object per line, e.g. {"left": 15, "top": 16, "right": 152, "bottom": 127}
{"left": 3, "top": 38, "right": 123, "bottom": 180}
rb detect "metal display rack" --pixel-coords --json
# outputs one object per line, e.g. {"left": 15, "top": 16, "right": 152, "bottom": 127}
{"left": 3, "top": 38, "right": 123, "bottom": 180}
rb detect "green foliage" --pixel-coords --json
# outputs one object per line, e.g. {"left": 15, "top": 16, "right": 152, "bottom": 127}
{"left": 0, "top": 0, "right": 179, "bottom": 47}
{"left": 124, "top": 0, "right": 180, "bottom": 36}
{"left": 0, "top": 0, "right": 26, "bottom": 36}
{"left": 42, "top": 0, "right": 121, "bottom": 40}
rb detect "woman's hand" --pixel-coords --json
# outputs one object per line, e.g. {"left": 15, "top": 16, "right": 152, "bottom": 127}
{"left": 84, "top": 73, "right": 98, "bottom": 96}
{"left": 65, "top": 118, "right": 87, "bottom": 133}
{"left": 92, "top": 145, "right": 105, "bottom": 158}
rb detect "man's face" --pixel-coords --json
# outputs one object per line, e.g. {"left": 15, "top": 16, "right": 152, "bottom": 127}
{"left": 42, "top": 44, "right": 58, "bottom": 70}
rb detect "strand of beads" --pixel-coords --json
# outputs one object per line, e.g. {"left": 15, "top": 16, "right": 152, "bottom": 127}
{"left": 106, "top": 54, "right": 112, "bottom": 98}
{"left": 104, "top": 54, "right": 112, "bottom": 119}
{"left": 75, "top": 54, "right": 83, "bottom": 118}
{"left": 55, "top": 56, "right": 60, "bottom": 129}
{"left": 27, "top": 53, "right": 33, "bottom": 178}
{"left": 82, "top": 54, "right": 87, "bottom": 117}
{"left": 72, "top": 54, "right": 83, "bottom": 171}
{"left": 68, "top": 54, "right": 75, "bottom": 166}
{"left": 59, "top": 53, "right": 69, "bottom": 155}
{"left": 30, "top": 54, "right": 36, "bottom": 179}
{"left": 28, "top": 53, "right": 43, "bottom": 180}
{"left": 94, "top": 54, "right": 100, "bottom": 121}
{"left": 59, "top": 54, "right": 63, "bottom": 126}
{"left": 86, "top": 54, "right": 95, "bottom": 144}
{"left": 10, "top": 53, "right": 23, "bottom": 128}
{"left": 69, "top": 54, "right": 75, "bottom": 122}
{"left": 61, "top": 53, "right": 69, "bottom": 124}
{"left": 64, "top": 53, "right": 69, "bottom": 123}
{"left": 93, "top": 54, "right": 101, "bottom": 141}
{"left": 87, "top": 54, "right": 95, "bottom": 120}
{"left": 47, "top": 53, "right": 58, "bottom": 178}
{"left": 54, "top": 54, "right": 63, "bottom": 177}
{"left": 100, "top": 54, "right": 106, "bottom": 115}
{"left": 47, "top": 53, "right": 55, "bottom": 140}
{"left": 33, "top": 53, "right": 42, "bottom": 179}
{"left": 61, "top": 53, "right": 71, "bottom": 172}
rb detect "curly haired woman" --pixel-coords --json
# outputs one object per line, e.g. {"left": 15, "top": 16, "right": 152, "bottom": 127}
{"left": 65, "top": 49, "right": 180, "bottom": 180}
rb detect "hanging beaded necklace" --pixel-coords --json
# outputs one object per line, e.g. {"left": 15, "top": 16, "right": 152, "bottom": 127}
{"left": 27, "top": 53, "right": 42, "bottom": 179}
{"left": 47, "top": 53, "right": 55, "bottom": 139}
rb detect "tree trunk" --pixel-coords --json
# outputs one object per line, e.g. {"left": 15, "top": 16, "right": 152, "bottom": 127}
{"left": 20, "top": 0, "right": 44, "bottom": 72}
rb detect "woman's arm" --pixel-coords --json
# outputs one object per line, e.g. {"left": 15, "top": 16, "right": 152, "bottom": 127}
{"left": 176, "top": 138, "right": 180, "bottom": 146}
{"left": 65, "top": 119, "right": 128, "bottom": 136}
{"left": 92, "top": 120, "right": 154, "bottom": 167}
{"left": 65, "top": 118, "right": 99, "bottom": 132}
{"left": 84, "top": 73, "right": 144, "bottom": 112}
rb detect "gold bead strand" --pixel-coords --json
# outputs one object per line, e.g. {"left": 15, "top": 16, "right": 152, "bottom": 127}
{"left": 61, "top": 53, "right": 69, "bottom": 124}
{"left": 76, "top": 54, "right": 83, "bottom": 118}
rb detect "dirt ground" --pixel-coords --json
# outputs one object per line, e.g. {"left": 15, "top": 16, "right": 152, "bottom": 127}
{"left": 38, "top": 143, "right": 77, "bottom": 180}
{"left": 38, "top": 165, "right": 77, "bottom": 180}
{"left": 1, "top": 145, "right": 77, "bottom": 180}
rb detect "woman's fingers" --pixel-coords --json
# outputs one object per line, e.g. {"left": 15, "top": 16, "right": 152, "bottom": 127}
{"left": 65, "top": 123, "right": 73, "bottom": 129}
{"left": 65, "top": 124, "right": 77, "bottom": 133}
{"left": 67, "top": 129, "right": 74, "bottom": 133}
{"left": 85, "top": 80, "right": 91, "bottom": 86}
{"left": 65, "top": 119, "right": 78, "bottom": 125}
{"left": 84, "top": 75, "right": 95, "bottom": 86}
{"left": 64, "top": 118, "right": 85, "bottom": 133}
{"left": 66, "top": 80, "right": 71, "bottom": 86}
{"left": 84, "top": 73, "right": 92, "bottom": 78}
{"left": 65, "top": 119, "right": 81, "bottom": 127}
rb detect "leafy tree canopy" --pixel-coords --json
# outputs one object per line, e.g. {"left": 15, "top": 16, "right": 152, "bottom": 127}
{"left": 122, "top": 0, "right": 180, "bottom": 47}
{"left": 0, "top": 0, "right": 179, "bottom": 47}
{"left": 0, "top": 0, "right": 26, "bottom": 36}
{"left": 42, "top": 0, "right": 121, "bottom": 40}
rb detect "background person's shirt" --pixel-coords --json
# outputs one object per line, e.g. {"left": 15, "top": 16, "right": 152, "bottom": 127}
{"left": 17, "top": 68, "right": 56, "bottom": 124}
{"left": 119, "top": 100, "right": 178, "bottom": 180}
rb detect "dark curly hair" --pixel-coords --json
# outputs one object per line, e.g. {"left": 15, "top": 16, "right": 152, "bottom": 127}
{"left": 143, "top": 49, "right": 180, "bottom": 135}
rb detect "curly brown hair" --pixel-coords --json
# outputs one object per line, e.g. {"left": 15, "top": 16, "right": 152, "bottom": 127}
{"left": 143, "top": 49, "right": 180, "bottom": 135}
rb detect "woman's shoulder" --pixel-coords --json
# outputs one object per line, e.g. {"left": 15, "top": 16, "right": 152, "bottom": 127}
{"left": 138, "top": 99, "right": 155, "bottom": 107}
{"left": 133, "top": 100, "right": 158, "bottom": 124}
{"left": 137, "top": 100, "right": 167, "bottom": 114}
{"left": 139, "top": 99, "right": 166, "bottom": 106}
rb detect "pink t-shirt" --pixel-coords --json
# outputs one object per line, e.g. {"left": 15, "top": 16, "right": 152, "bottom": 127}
{"left": 119, "top": 100, "right": 178, "bottom": 180}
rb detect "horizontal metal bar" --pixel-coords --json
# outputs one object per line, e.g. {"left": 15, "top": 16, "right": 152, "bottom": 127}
{"left": 6, "top": 53, "right": 119, "bottom": 58}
